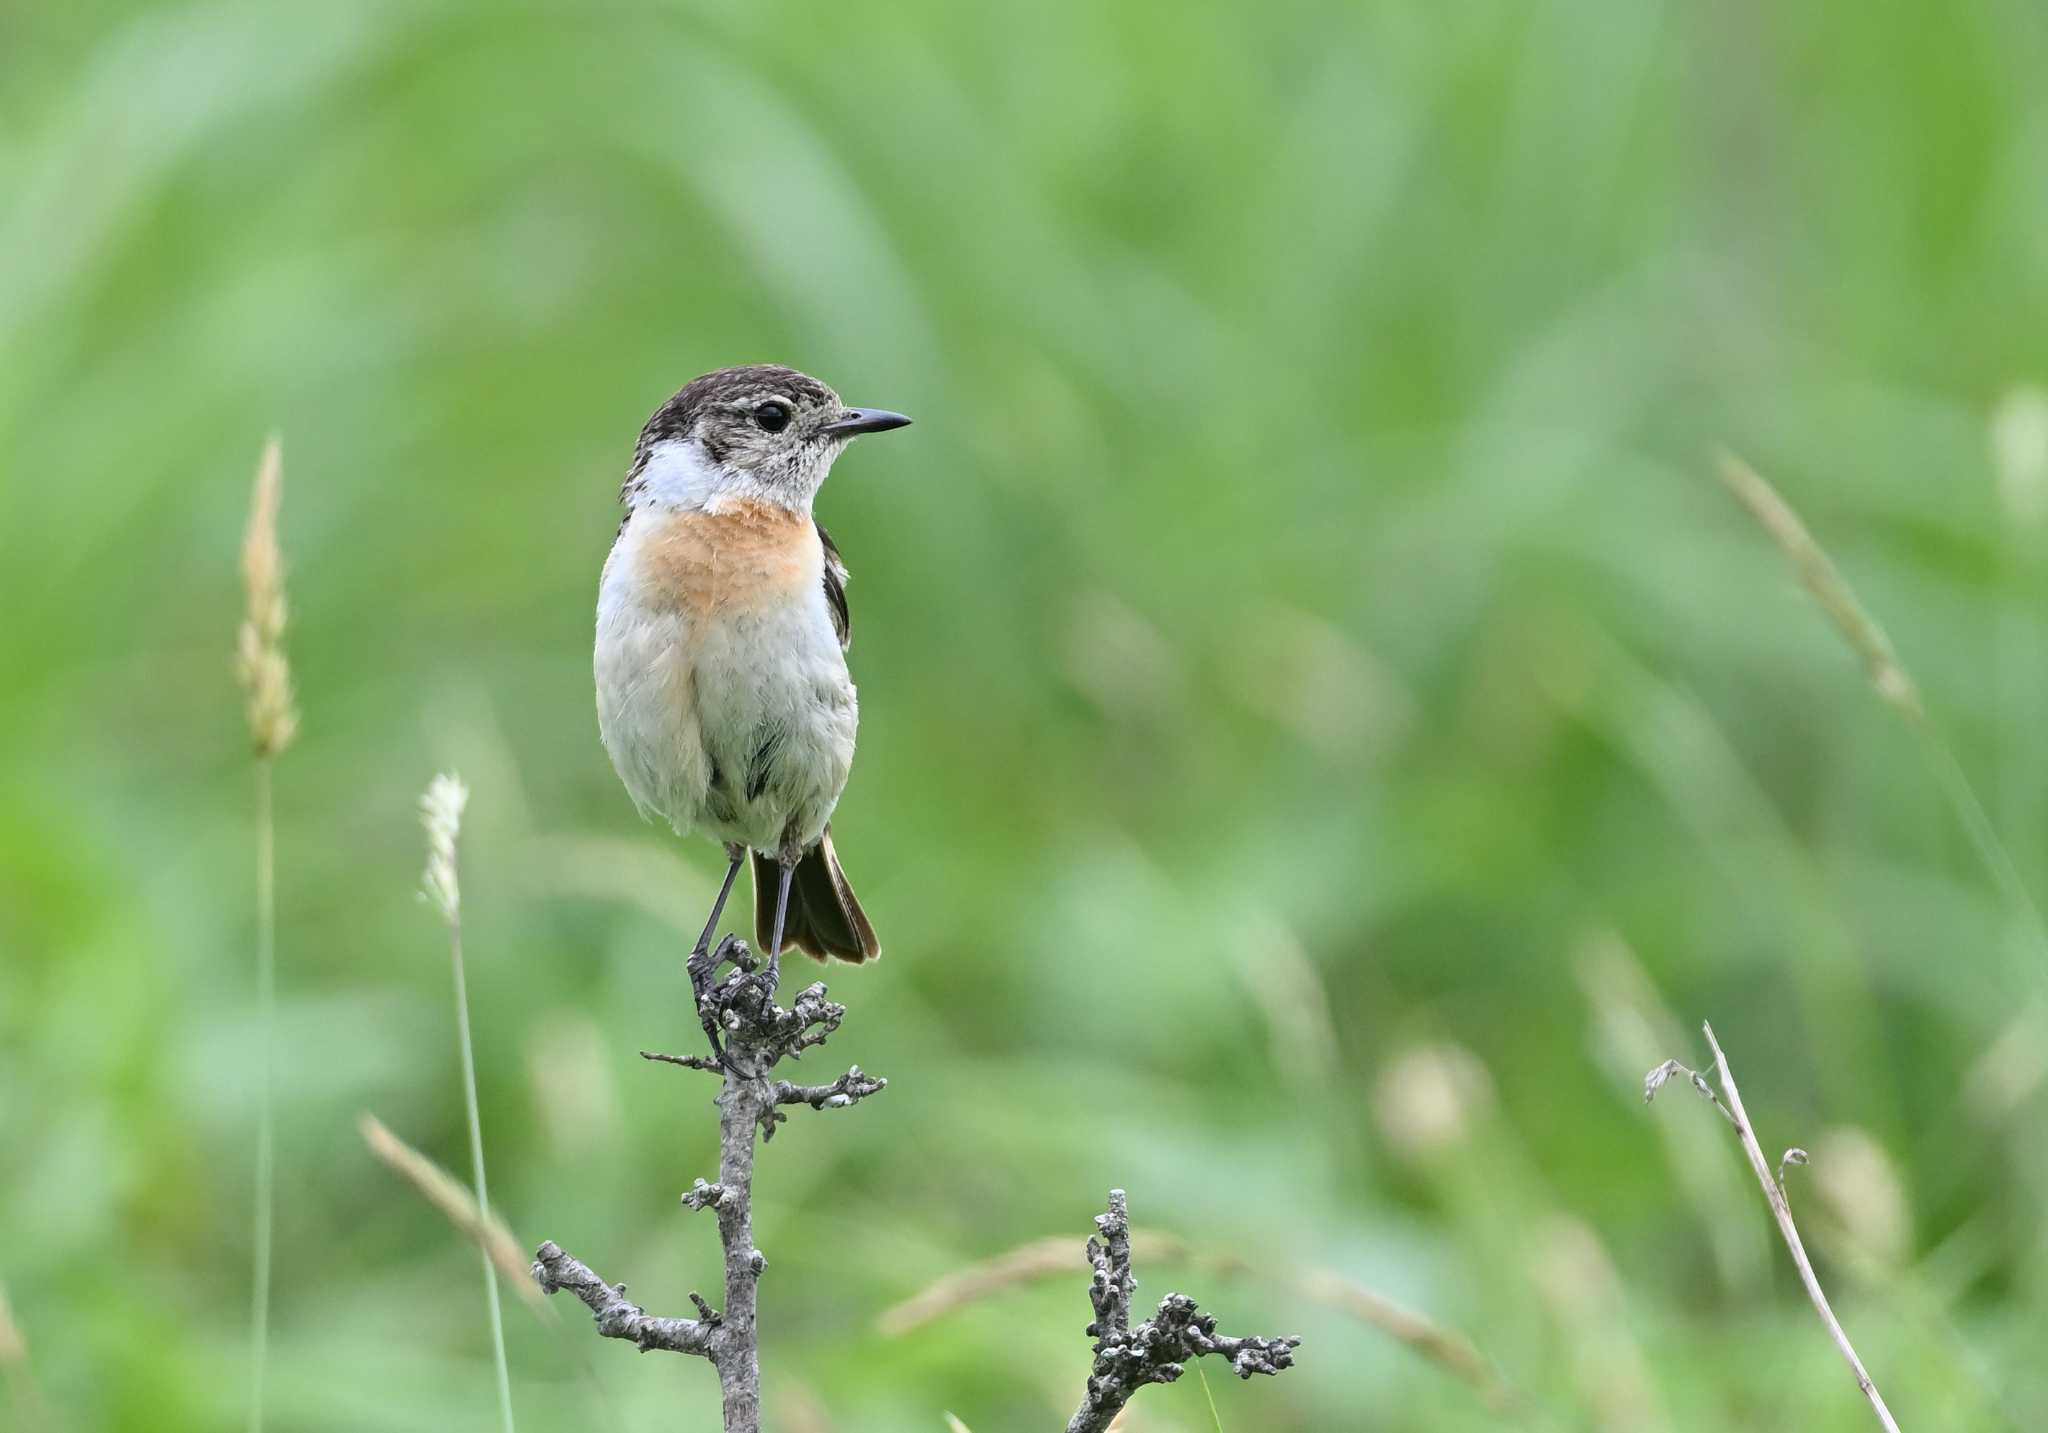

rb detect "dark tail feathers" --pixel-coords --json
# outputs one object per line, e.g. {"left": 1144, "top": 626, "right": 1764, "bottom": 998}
{"left": 753, "top": 826, "right": 880, "bottom": 963}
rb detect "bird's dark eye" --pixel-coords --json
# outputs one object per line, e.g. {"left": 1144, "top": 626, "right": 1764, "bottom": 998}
{"left": 753, "top": 401, "right": 791, "bottom": 433}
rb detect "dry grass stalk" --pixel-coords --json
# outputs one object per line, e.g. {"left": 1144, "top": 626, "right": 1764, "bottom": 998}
{"left": 1646, "top": 1023, "right": 1900, "bottom": 1431}
{"left": 0, "top": 1283, "right": 23, "bottom": 1367}
{"left": 1719, "top": 450, "right": 2048, "bottom": 968}
{"left": 879, "top": 1235, "right": 1076, "bottom": 1335}
{"left": 416, "top": 773, "right": 516, "bottom": 1432}
{"left": 236, "top": 435, "right": 293, "bottom": 1433}
{"left": 881, "top": 1227, "right": 1513, "bottom": 1413}
{"left": 421, "top": 774, "right": 469, "bottom": 922}
{"left": 1716, "top": 453, "right": 1923, "bottom": 728}
{"left": 1527, "top": 1216, "right": 1675, "bottom": 1433}
{"left": 0, "top": 1279, "right": 44, "bottom": 1425}
{"left": 237, "top": 436, "right": 298, "bottom": 759}
{"left": 1285, "top": 1264, "right": 1511, "bottom": 1412}
{"left": 360, "top": 1114, "right": 542, "bottom": 1308}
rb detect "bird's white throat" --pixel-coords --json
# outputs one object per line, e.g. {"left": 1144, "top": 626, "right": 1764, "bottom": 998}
{"left": 633, "top": 437, "right": 813, "bottom": 515}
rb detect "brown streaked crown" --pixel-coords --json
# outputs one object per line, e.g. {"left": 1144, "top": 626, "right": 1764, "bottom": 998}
{"left": 627, "top": 365, "right": 839, "bottom": 485}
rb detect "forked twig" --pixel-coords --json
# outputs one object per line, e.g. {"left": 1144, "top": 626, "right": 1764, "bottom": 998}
{"left": 1063, "top": 1189, "right": 1299, "bottom": 1433}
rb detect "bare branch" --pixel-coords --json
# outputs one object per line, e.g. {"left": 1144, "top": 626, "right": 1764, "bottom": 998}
{"left": 531, "top": 1243, "right": 716, "bottom": 1357}
{"left": 1646, "top": 1024, "right": 1901, "bottom": 1432}
{"left": 534, "top": 936, "right": 887, "bottom": 1433}
{"left": 776, "top": 1064, "right": 887, "bottom": 1111}
{"left": 543, "top": 949, "right": 1308, "bottom": 1433}
{"left": 642, "top": 1049, "right": 723, "bottom": 1073}
{"left": 1064, "top": 1190, "right": 1299, "bottom": 1433}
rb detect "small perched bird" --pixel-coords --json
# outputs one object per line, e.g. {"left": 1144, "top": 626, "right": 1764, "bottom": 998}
{"left": 595, "top": 364, "right": 910, "bottom": 1011}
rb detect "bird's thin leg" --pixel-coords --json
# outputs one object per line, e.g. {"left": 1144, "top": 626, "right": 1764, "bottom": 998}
{"left": 687, "top": 846, "right": 746, "bottom": 1059}
{"left": 765, "top": 855, "right": 796, "bottom": 996}
{"left": 693, "top": 847, "right": 745, "bottom": 957}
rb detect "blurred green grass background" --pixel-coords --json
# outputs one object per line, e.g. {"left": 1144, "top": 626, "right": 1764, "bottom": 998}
{"left": 6, "top": 1, "right": 2048, "bottom": 1428}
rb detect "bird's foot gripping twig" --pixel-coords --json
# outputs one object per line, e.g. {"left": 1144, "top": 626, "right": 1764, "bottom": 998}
{"left": 643, "top": 941, "right": 885, "bottom": 1138}
{"left": 665, "top": 935, "right": 873, "bottom": 1078}
{"left": 686, "top": 939, "right": 734, "bottom": 1062}
{"left": 1063, "top": 1190, "right": 1300, "bottom": 1433}
{"left": 643, "top": 949, "right": 884, "bottom": 1144}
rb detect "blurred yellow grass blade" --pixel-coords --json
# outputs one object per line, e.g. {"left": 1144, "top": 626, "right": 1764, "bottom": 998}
{"left": 880, "top": 1235, "right": 1074, "bottom": 1336}
{"left": 0, "top": 1278, "right": 48, "bottom": 1427}
{"left": 1576, "top": 933, "right": 1769, "bottom": 1294}
{"left": 1531, "top": 613, "right": 1893, "bottom": 1118}
{"left": 1228, "top": 905, "right": 1341, "bottom": 1096}
{"left": 359, "top": 1114, "right": 544, "bottom": 1309}
{"left": 1718, "top": 451, "right": 2048, "bottom": 974}
{"left": 1527, "top": 1216, "right": 1675, "bottom": 1433}
{"left": 883, "top": 1230, "right": 1515, "bottom": 1413}
{"left": 1194, "top": 1360, "right": 1225, "bottom": 1431}
{"left": 1716, "top": 453, "right": 1923, "bottom": 725}
{"left": 517, "top": 831, "right": 716, "bottom": 937}
{"left": 0, "top": 1282, "right": 23, "bottom": 1366}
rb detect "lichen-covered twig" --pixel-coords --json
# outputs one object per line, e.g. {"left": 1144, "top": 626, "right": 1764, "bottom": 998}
{"left": 531, "top": 1243, "right": 718, "bottom": 1356}
{"left": 1064, "top": 1189, "right": 1300, "bottom": 1433}
{"left": 881, "top": 1231, "right": 1507, "bottom": 1410}
{"left": 776, "top": 1065, "right": 886, "bottom": 1111}
{"left": 1646, "top": 1023, "right": 1901, "bottom": 1432}
{"left": 535, "top": 936, "right": 885, "bottom": 1433}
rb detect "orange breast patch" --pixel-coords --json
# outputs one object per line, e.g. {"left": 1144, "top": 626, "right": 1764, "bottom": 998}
{"left": 638, "top": 501, "right": 821, "bottom": 620}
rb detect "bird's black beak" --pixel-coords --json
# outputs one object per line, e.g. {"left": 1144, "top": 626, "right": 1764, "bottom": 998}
{"left": 821, "top": 407, "right": 913, "bottom": 437}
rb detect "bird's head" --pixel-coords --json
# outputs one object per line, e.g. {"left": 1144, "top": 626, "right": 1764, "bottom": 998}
{"left": 622, "top": 364, "right": 911, "bottom": 512}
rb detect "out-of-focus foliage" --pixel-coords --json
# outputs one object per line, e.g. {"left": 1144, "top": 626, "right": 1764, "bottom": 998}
{"left": 5, "top": 1, "right": 2048, "bottom": 1428}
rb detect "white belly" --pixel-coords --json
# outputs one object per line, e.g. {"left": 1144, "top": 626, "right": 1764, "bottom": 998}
{"left": 595, "top": 518, "right": 857, "bottom": 852}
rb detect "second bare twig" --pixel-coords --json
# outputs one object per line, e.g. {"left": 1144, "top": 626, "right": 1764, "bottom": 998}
{"left": 1064, "top": 1189, "right": 1300, "bottom": 1433}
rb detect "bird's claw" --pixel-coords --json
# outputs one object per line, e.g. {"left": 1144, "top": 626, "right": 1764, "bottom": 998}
{"left": 687, "top": 941, "right": 727, "bottom": 1063}
{"left": 752, "top": 952, "right": 782, "bottom": 1006}
{"left": 686, "top": 937, "right": 728, "bottom": 986}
